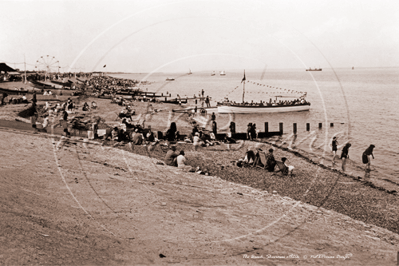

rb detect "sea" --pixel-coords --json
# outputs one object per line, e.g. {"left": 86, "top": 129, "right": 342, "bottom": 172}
{"left": 110, "top": 67, "right": 399, "bottom": 183}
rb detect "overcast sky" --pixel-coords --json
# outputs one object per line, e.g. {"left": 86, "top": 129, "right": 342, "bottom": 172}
{"left": 1, "top": 0, "right": 398, "bottom": 73}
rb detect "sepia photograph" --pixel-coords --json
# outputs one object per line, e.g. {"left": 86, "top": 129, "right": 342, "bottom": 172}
{"left": 1, "top": 0, "right": 398, "bottom": 265}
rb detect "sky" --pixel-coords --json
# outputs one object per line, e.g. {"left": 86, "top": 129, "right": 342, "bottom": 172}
{"left": 1, "top": 0, "right": 398, "bottom": 73}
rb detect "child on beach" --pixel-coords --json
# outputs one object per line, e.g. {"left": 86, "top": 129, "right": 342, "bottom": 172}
{"left": 176, "top": 150, "right": 193, "bottom": 172}
{"left": 282, "top": 157, "right": 294, "bottom": 176}
{"left": 193, "top": 132, "right": 201, "bottom": 151}
{"left": 340, "top": 143, "right": 351, "bottom": 171}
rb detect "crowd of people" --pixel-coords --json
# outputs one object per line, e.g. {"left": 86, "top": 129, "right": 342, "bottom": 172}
{"left": 219, "top": 97, "right": 310, "bottom": 107}
{"left": 235, "top": 147, "right": 295, "bottom": 177}
{"left": 0, "top": 92, "right": 29, "bottom": 105}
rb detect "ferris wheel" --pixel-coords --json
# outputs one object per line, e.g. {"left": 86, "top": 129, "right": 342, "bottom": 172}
{"left": 35, "top": 55, "right": 60, "bottom": 75}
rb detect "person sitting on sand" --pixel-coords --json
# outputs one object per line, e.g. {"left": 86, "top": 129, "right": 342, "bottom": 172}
{"left": 91, "top": 101, "right": 97, "bottom": 110}
{"left": 165, "top": 145, "right": 179, "bottom": 167}
{"left": 67, "top": 100, "right": 74, "bottom": 111}
{"left": 264, "top": 148, "right": 276, "bottom": 172}
{"left": 144, "top": 126, "right": 156, "bottom": 143}
{"left": 199, "top": 130, "right": 214, "bottom": 147}
{"left": 243, "top": 147, "right": 256, "bottom": 165}
{"left": 273, "top": 157, "right": 294, "bottom": 177}
{"left": 131, "top": 128, "right": 143, "bottom": 145}
{"left": 252, "top": 148, "right": 264, "bottom": 167}
{"left": 101, "top": 128, "right": 113, "bottom": 146}
{"left": 176, "top": 150, "right": 193, "bottom": 172}
{"left": 111, "top": 127, "right": 119, "bottom": 141}
{"left": 282, "top": 157, "right": 294, "bottom": 176}
{"left": 82, "top": 102, "right": 90, "bottom": 111}
{"left": 165, "top": 122, "right": 179, "bottom": 143}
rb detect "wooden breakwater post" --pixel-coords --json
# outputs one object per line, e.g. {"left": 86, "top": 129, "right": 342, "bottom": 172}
{"left": 293, "top": 123, "right": 297, "bottom": 134}
{"left": 264, "top": 122, "right": 269, "bottom": 133}
{"left": 279, "top": 123, "right": 283, "bottom": 134}
{"left": 319, "top": 123, "right": 322, "bottom": 129}
{"left": 229, "top": 121, "right": 236, "bottom": 135}
{"left": 306, "top": 123, "right": 310, "bottom": 131}
{"left": 330, "top": 122, "right": 334, "bottom": 127}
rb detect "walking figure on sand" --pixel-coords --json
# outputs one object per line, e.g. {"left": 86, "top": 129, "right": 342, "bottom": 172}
{"left": 362, "top": 144, "right": 375, "bottom": 171}
{"left": 340, "top": 143, "right": 351, "bottom": 171}
{"left": 331, "top": 136, "right": 338, "bottom": 167}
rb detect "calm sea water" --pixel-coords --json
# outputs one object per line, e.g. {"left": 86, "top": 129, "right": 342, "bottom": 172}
{"left": 111, "top": 68, "right": 399, "bottom": 182}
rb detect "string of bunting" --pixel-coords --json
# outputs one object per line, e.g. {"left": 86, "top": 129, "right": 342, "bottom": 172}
{"left": 225, "top": 85, "right": 240, "bottom": 98}
{"left": 246, "top": 80, "right": 306, "bottom": 95}
{"left": 225, "top": 80, "right": 307, "bottom": 98}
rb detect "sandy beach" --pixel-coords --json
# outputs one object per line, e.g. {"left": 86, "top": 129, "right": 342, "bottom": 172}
{"left": 0, "top": 95, "right": 399, "bottom": 265}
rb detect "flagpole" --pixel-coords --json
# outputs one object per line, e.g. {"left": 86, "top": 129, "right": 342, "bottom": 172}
{"left": 24, "top": 54, "right": 27, "bottom": 85}
{"left": 242, "top": 80, "right": 245, "bottom": 103}
{"left": 241, "top": 70, "right": 246, "bottom": 103}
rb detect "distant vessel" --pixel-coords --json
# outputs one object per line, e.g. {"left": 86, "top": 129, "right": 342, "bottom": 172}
{"left": 306, "top": 68, "right": 322, "bottom": 71}
{"left": 187, "top": 69, "right": 192, "bottom": 75}
{"left": 220, "top": 70, "right": 226, "bottom": 76}
{"left": 165, "top": 78, "right": 175, "bottom": 81}
{"left": 211, "top": 71, "right": 216, "bottom": 76}
{"left": 352, "top": 66, "right": 354, "bottom": 70}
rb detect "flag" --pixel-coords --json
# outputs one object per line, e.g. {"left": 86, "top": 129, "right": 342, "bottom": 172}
{"left": 103, "top": 65, "right": 106, "bottom": 68}
{"left": 241, "top": 70, "right": 246, "bottom": 83}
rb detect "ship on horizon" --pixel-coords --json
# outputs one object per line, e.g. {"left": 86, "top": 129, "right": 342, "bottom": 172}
{"left": 306, "top": 67, "right": 322, "bottom": 71}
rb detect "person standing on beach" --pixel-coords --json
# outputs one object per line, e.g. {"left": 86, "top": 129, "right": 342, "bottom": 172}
{"left": 362, "top": 144, "right": 375, "bottom": 170}
{"left": 211, "top": 112, "right": 216, "bottom": 121}
{"left": 332, "top": 137, "right": 338, "bottom": 167}
{"left": 340, "top": 143, "right": 351, "bottom": 171}
{"left": 193, "top": 132, "right": 201, "bottom": 151}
